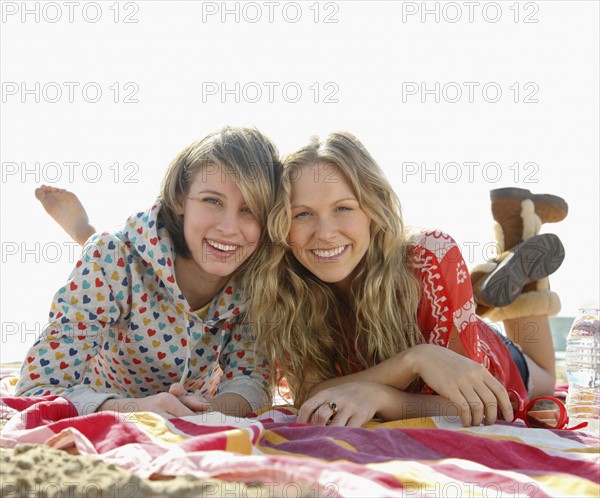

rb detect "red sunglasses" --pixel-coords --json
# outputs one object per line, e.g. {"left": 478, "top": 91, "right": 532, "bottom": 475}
{"left": 508, "top": 389, "right": 588, "bottom": 430}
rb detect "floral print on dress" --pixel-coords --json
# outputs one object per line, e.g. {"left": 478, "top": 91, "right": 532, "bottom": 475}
{"left": 413, "top": 229, "right": 528, "bottom": 399}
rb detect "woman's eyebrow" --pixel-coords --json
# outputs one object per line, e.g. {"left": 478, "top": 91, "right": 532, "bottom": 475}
{"left": 194, "top": 189, "right": 225, "bottom": 197}
{"left": 291, "top": 197, "right": 358, "bottom": 209}
{"left": 333, "top": 197, "right": 358, "bottom": 204}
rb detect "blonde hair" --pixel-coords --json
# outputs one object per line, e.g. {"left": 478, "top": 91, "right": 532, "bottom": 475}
{"left": 158, "top": 126, "right": 282, "bottom": 284}
{"left": 250, "top": 131, "right": 422, "bottom": 404}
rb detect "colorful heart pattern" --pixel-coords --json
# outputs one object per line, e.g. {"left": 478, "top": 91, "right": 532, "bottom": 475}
{"left": 16, "top": 203, "right": 271, "bottom": 409}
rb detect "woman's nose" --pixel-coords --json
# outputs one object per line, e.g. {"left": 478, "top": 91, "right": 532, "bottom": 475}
{"left": 216, "top": 209, "right": 240, "bottom": 235}
{"left": 315, "top": 217, "right": 337, "bottom": 241}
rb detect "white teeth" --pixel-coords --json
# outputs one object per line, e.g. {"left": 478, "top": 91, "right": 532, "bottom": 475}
{"left": 206, "top": 240, "right": 237, "bottom": 252}
{"left": 312, "top": 246, "right": 345, "bottom": 258}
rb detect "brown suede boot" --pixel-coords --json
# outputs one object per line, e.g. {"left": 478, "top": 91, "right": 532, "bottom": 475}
{"left": 471, "top": 188, "right": 568, "bottom": 320}
{"left": 490, "top": 187, "right": 568, "bottom": 252}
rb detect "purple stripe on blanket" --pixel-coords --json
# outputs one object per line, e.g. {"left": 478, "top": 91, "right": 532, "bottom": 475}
{"left": 260, "top": 424, "right": 444, "bottom": 463}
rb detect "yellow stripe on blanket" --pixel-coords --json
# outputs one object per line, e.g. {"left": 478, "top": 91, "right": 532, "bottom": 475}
{"left": 225, "top": 429, "right": 253, "bottom": 454}
{"left": 257, "top": 432, "right": 359, "bottom": 459}
{"left": 131, "top": 413, "right": 255, "bottom": 454}
{"left": 368, "top": 459, "right": 486, "bottom": 496}
{"left": 128, "top": 412, "right": 187, "bottom": 445}
{"left": 261, "top": 429, "right": 290, "bottom": 445}
{"left": 564, "top": 445, "right": 600, "bottom": 454}
{"left": 364, "top": 417, "right": 438, "bottom": 429}
{"left": 535, "top": 473, "right": 600, "bottom": 497}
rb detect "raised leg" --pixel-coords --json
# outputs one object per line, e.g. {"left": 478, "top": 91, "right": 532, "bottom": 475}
{"left": 503, "top": 315, "right": 556, "bottom": 397}
{"left": 35, "top": 185, "right": 95, "bottom": 245}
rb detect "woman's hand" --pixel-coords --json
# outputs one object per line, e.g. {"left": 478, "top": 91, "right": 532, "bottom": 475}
{"left": 301, "top": 343, "right": 514, "bottom": 428}
{"left": 98, "top": 386, "right": 213, "bottom": 419}
{"left": 297, "top": 380, "right": 470, "bottom": 427}
{"left": 407, "top": 344, "right": 513, "bottom": 427}
{"left": 297, "top": 381, "right": 390, "bottom": 427}
{"left": 169, "top": 383, "right": 253, "bottom": 418}
{"left": 167, "top": 382, "right": 214, "bottom": 411}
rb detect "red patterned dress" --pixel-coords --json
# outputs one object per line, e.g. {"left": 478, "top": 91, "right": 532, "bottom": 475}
{"left": 411, "top": 230, "right": 528, "bottom": 399}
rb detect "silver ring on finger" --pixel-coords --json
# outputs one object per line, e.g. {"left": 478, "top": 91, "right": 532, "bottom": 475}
{"left": 325, "top": 401, "right": 338, "bottom": 414}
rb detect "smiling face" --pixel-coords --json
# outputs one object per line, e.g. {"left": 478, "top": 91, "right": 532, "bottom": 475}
{"left": 176, "top": 164, "right": 261, "bottom": 282}
{"left": 288, "top": 162, "right": 371, "bottom": 292}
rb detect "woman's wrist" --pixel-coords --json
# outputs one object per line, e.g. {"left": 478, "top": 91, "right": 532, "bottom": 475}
{"left": 398, "top": 344, "right": 427, "bottom": 382}
{"left": 98, "top": 399, "right": 117, "bottom": 412}
{"left": 97, "top": 398, "right": 126, "bottom": 412}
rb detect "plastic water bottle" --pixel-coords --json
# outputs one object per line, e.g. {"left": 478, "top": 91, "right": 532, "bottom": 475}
{"left": 565, "top": 307, "right": 600, "bottom": 434}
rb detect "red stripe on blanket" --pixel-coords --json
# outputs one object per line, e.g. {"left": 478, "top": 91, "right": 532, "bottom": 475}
{"left": 51, "top": 412, "right": 155, "bottom": 453}
{"left": 405, "top": 428, "right": 600, "bottom": 484}
{"left": 1, "top": 396, "right": 154, "bottom": 453}
{"left": 168, "top": 417, "right": 235, "bottom": 437}
{"left": 1, "top": 395, "right": 77, "bottom": 428}
{"left": 168, "top": 418, "right": 237, "bottom": 451}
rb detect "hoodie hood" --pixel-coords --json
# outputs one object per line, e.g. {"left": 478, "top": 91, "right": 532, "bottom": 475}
{"left": 121, "top": 200, "right": 243, "bottom": 324}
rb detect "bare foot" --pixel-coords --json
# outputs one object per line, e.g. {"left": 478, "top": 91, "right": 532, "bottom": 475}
{"left": 35, "top": 185, "right": 96, "bottom": 245}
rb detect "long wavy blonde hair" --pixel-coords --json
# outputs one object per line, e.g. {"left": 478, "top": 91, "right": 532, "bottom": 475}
{"left": 249, "top": 131, "right": 422, "bottom": 404}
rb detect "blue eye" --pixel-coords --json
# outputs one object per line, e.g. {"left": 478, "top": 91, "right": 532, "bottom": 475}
{"left": 293, "top": 212, "right": 311, "bottom": 219}
{"left": 336, "top": 206, "right": 352, "bottom": 212}
{"left": 204, "top": 197, "right": 221, "bottom": 205}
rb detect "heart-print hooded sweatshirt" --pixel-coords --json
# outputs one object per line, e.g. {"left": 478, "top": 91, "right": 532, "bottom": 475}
{"left": 15, "top": 202, "right": 271, "bottom": 415}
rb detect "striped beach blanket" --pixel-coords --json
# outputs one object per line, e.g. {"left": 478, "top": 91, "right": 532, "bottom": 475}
{"left": 1, "top": 378, "right": 599, "bottom": 497}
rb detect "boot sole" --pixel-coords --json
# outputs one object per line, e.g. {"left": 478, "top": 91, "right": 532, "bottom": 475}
{"left": 479, "top": 233, "right": 565, "bottom": 308}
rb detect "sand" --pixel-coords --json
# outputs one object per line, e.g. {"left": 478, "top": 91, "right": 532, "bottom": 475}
{"left": 0, "top": 441, "right": 297, "bottom": 497}
{"left": 1, "top": 444, "right": 258, "bottom": 498}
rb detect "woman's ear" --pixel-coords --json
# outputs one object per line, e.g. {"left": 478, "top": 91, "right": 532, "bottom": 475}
{"left": 175, "top": 195, "right": 185, "bottom": 216}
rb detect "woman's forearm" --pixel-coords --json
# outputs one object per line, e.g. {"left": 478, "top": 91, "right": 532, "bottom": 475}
{"left": 300, "top": 380, "right": 460, "bottom": 424}
{"left": 376, "top": 385, "right": 459, "bottom": 421}
{"left": 209, "top": 392, "right": 253, "bottom": 418}
{"left": 307, "top": 345, "right": 425, "bottom": 398}
{"left": 305, "top": 343, "right": 512, "bottom": 427}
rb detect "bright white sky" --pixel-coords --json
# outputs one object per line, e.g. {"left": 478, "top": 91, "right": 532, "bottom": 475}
{"left": 1, "top": 1, "right": 598, "bottom": 364}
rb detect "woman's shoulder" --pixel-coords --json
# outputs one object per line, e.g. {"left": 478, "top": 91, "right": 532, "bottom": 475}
{"left": 81, "top": 230, "right": 133, "bottom": 259}
{"left": 407, "top": 228, "right": 460, "bottom": 258}
{"left": 408, "top": 228, "right": 469, "bottom": 296}
{"left": 81, "top": 202, "right": 167, "bottom": 261}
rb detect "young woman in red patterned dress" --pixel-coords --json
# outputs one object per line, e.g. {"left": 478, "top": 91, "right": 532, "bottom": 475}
{"left": 253, "top": 131, "right": 566, "bottom": 427}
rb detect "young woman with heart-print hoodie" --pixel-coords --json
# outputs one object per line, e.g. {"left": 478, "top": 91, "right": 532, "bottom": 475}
{"left": 16, "top": 126, "right": 282, "bottom": 419}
